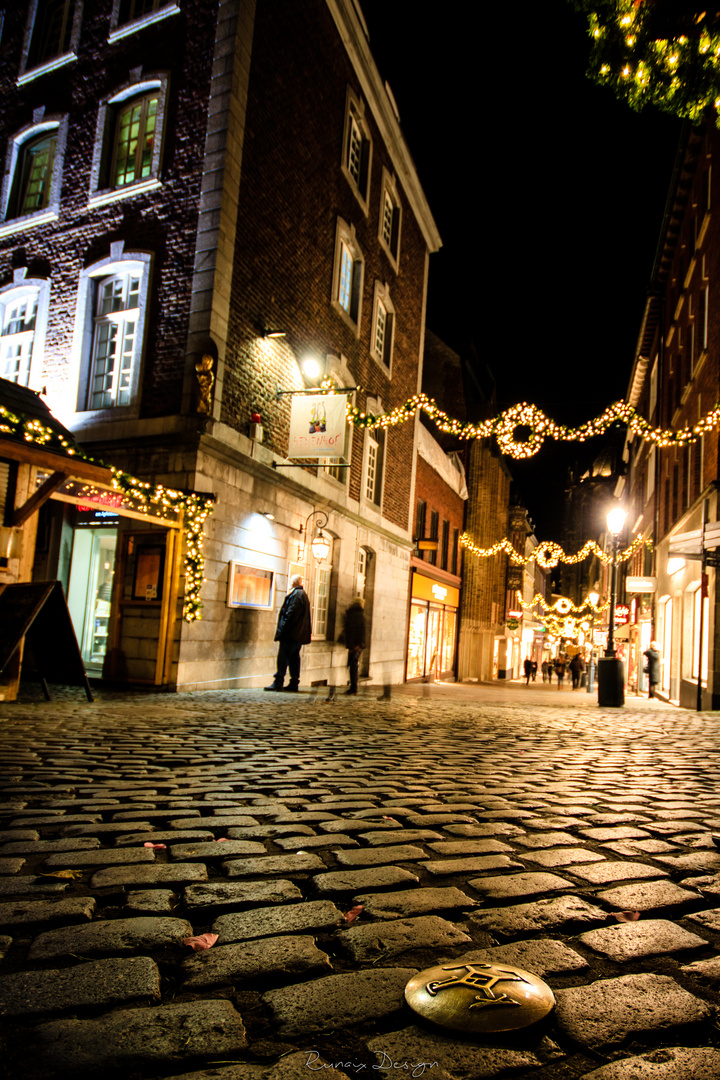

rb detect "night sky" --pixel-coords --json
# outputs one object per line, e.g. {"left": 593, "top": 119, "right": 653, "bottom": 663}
{"left": 361, "top": 0, "right": 684, "bottom": 538}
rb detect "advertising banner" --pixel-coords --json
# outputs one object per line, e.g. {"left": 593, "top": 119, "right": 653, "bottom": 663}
{"left": 288, "top": 394, "right": 347, "bottom": 459}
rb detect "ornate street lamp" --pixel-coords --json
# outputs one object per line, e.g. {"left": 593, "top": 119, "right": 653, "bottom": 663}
{"left": 299, "top": 510, "right": 330, "bottom": 563}
{"left": 598, "top": 505, "right": 627, "bottom": 707}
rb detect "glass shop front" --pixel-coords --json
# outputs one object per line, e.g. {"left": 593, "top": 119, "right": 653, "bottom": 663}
{"left": 406, "top": 572, "right": 460, "bottom": 681}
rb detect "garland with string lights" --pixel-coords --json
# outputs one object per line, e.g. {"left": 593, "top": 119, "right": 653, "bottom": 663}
{"left": 343, "top": 392, "right": 720, "bottom": 459}
{"left": 0, "top": 405, "right": 215, "bottom": 621}
{"left": 460, "top": 531, "right": 651, "bottom": 568}
{"left": 517, "top": 592, "right": 609, "bottom": 639}
{"left": 571, "top": 0, "right": 720, "bottom": 124}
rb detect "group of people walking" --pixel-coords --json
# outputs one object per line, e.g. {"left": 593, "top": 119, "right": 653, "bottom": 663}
{"left": 524, "top": 654, "right": 586, "bottom": 689}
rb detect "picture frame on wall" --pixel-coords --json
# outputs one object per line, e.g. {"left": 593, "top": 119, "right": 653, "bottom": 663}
{"left": 132, "top": 543, "right": 165, "bottom": 601}
{"left": 227, "top": 562, "right": 275, "bottom": 609}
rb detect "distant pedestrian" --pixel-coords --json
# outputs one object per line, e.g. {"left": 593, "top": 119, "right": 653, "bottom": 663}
{"left": 265, "top": 574, "right": 312, "bottom": 692}
{"left": 523, "top": 657, "right": 533, "bottom": 685}
{"left": 555, "top": 658, "right": 566, "bottom": 687}
{"left": 570, "top": 653, "right": 584, "bottom": 689}
{"left": 531, "top": 660, "right": 538, "bottom": 681}
{"left": 541, "top": 660, "right": 549, "bottom": 682}
{"left": 643, "top": 640, "right": 661, "bottom": 699}
{"left": 342, "top": 597, "right": 366, "bottom": 695}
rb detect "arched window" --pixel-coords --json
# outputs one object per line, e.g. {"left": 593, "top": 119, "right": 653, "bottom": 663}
{"left": 0, "top": 272, "right": 50, "bottom": 388}
{"left": 72, "top": 246, "right": 152, "bottom": 414}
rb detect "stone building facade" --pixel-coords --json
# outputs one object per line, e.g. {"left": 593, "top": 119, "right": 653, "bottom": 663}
{"left": 0, "top": 0, "right": 440, "bottom": 691}
{"left": 621, "top": 122, "right": 720, "bottom": 708}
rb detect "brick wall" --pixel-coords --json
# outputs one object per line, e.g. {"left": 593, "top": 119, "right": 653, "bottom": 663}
{"left": 222, "top": 0, "right": 428, "bottom": 532}
{"left": 0, "top": 0, "right": 218, "bottom": 417}
{"left": 412, "top": 455, "right": 464, "bottom": 573}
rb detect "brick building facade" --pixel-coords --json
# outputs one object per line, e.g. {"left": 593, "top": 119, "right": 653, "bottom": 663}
{"left": 0, "top": 0, "right": 440, "bottom": 691}
{"left": 621, "top": 121, "right": 720, "bottom": 707}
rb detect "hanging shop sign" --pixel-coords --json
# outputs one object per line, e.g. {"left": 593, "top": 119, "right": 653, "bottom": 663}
{"left": 52, "top": 478, "right": 182, "bottom": 528}
{"left": 288, "top": 394, "right": 347, "bottom": 458}
{"left": 626, "top": 576, "right": 657, "bottom": 593}
{"left": 411, "top": 573, "right": 459, "bottom": 607}
{"left": 615, "top": 604, "right": 630, "bottom": 625}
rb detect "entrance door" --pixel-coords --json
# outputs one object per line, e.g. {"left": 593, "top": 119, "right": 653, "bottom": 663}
{"left": 66, "top": 527, "right": 117, "bottom": 674}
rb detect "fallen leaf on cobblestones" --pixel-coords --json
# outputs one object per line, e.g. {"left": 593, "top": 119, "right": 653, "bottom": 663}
{"left": 217, "top": 838, "right": 229, "bottom": 842}
{"left": 345, "top": 904, "right": 363, "bottom": 923}
{"left": 42, "top": 870, "right": 83, "bottom": 879}
{"left": 611, "top": 910, "right": 640, "bottom": 922}
{"left": 143, "top": 842, "right": 167, "bottom": 849}
{"left": 183, "top": 933, "right": 219, "bottom": 951}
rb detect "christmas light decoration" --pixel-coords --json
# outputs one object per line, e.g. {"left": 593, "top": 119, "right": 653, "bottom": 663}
{"left": 571, "top": 0, "right": 720, "bottom": 124}
{"left": 0, "top": 405, "right": 215, "bottom": 621}
{"left": 460, "top": 531, "right": 651, "bottom": 568}
{"left": 345, "top": 394, "right": 720, "bottom": 459}
{"left": 517, "top": 591, "right": 610, "bottom": 618}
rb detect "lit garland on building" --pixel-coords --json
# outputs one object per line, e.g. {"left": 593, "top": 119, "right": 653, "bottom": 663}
{"left": 571, "top": 0, "right": 720, "bottom": 124}
{"left": 460, "top": 531, "right": 651, "bottom": 568}
{"left": 517, "top": 592, "right": 610, "bottom": 618}
{"left": 344, "top": 393, "right": 720, "bottom": 460}
{"left": 0, "top": 405, "right": 215, "bottom": 622}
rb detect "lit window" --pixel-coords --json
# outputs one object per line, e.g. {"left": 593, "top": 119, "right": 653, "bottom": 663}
{"left": 14, "top": 134, "right": 56, "bottom": 215}
{"left": 313, "top": 567, "right": 331, "bottom": 638}
{"left": 1, "top": 118, "right": 67, "bottom": 231}
{"left": 332, "top": 219, "right": 363, "bottom": 331}
{"left": 342, "top": 90, "right": 372, "bottom": 210}
{"left": 88, "top": 79, "right": 167, "bottom": 205}
{"left": 339, "top": 242, "right": 354, "bottom": 314}
{"left": 1, "top": 294, "right": 37, "bottom": 385}
{"left": 111, "top": 94, "right": 158, "bottom": 188}
{"left": 89, "top": 273, "right": 140, "bottom": 409}
{"left": 72, "top": 248, "right": 152, "bottom": 415}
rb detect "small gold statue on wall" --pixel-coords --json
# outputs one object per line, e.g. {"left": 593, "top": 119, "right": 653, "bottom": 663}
{"left": 195, "top": 354, "right": 215, "bottom": 414}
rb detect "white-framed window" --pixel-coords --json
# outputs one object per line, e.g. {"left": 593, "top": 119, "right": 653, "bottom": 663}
{"left": 18, "top": 0, "right": 82, "bottom": 84}
{"left": 0, "top": 116, "right": 67, "bottom": 235}
{"left": 0, "top": 271, "right": 50, "bottom": 389}
{"left": 688, "top": 582, "right": 709, "bottom": 684}
{"left": 370, "top": 281, "right": 395, "bottom": 373}
{"left": 341, "top": 89, "right": 372, "bottom": 212}
{"left": 363, "top": 426, "right": 384, "bottom": 509}
{"left": 378, "top": 167, "right": 401, "bottom": 269}
{"left": 331, "top": 218, "right": 364, "bottom": 333}
{"left": 311, "top": 536, "right": 334, "bottom": 640}
{"left": 88, "top": 76, "right": 168, "bottom": 208}
{"left": 356, "top": 547, "right": 367, "bottom": 600}
{"left": 72, "top": 246, "right": 152, "bottom": 416}
{"left": 109, "top": 0, "right": 180, "bottom": 41}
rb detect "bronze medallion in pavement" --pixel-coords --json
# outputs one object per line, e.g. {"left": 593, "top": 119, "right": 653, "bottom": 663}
{"left": 404, "top": 961, "right": 555, "bottom": 1034}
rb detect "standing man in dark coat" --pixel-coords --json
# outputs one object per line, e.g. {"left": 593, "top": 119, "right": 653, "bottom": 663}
{"left": 265, "top": 573, "right": 312, "bottom": 692}
{"left": 342, "top": 597, "right": 366, "bottom": 695}
{"left": 643, "top": 640, "right": 661, "bottom": 698}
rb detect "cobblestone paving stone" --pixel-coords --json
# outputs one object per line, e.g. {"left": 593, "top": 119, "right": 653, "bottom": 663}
{"left": 2, "top": 680, "right": 720, "bottom": 1077}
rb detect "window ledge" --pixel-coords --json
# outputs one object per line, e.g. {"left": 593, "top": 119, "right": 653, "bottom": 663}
{"left": 17, "top": 52, "right": 77, "bottom": 86}
{"left": 331, "top": 299, "right": 361, "bottom": 337}
{"left": 87, "top": 178, "right": 162, "bottom": 209}
{"left": 378, "top": 235, "right": 399, "bottom": 273}
{"left": 109, "top": 3, "right": 180, "bottom": 42}
{"left": 370, "top": 350, "right": 392, "bottom": 377}
{"left": 340, "top": 164, "right": 370, "bottom": 216}
{"left": 0, "top": 210, "right": 58, "bottom": 239}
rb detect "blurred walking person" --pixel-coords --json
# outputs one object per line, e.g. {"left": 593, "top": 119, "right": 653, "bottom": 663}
{"left": 342, "top": 597, "right": 366, "bottom": 695}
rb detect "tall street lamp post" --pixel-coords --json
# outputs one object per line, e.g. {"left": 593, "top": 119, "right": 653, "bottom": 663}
{"left": 598, "top": 505, "right": 627, "bottom": 708}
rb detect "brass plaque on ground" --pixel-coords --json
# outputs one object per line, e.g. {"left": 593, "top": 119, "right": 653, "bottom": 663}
{"left": 404, "top": 962, "right": 555, "bottom": 1034}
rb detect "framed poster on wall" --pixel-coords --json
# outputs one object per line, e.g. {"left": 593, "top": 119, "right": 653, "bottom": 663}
{"left": 227, "top": 563, "right": 275, "bottom": 609}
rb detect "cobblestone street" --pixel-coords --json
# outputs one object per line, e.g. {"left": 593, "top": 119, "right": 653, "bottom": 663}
{"left": 1, "top": 680, "right": 720, "bottom": 1079}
